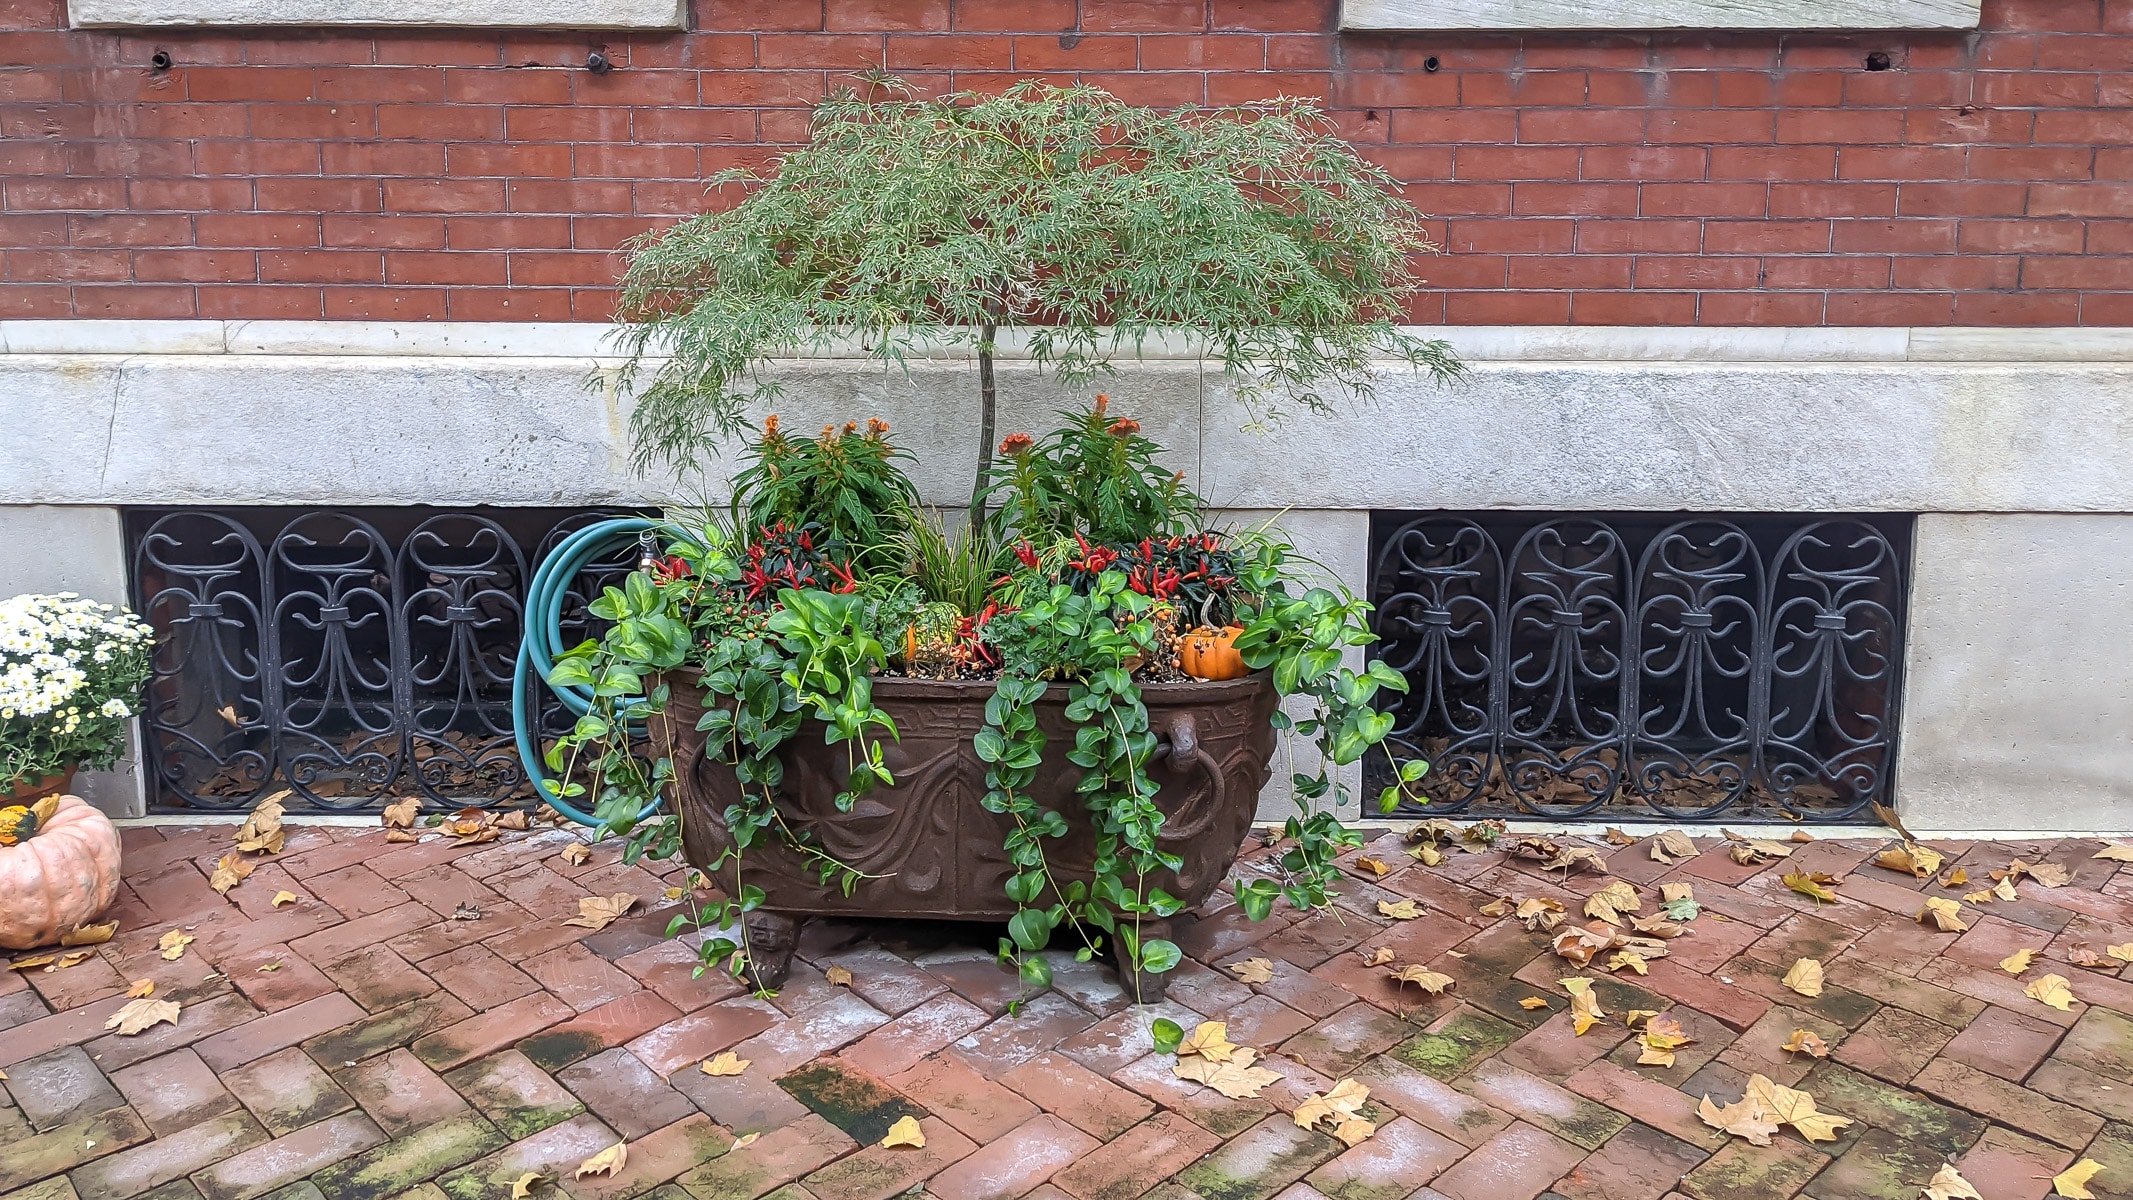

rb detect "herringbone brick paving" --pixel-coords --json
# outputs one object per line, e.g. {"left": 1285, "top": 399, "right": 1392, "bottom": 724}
{"left": 8, "top": 821, "right": 2133, "bottom": 1200}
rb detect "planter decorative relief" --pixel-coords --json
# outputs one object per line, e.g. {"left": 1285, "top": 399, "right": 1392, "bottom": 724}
{"left": 660, "top": 671, "right": 1278, "bottom": 998}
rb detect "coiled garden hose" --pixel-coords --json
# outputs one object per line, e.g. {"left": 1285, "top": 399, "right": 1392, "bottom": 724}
{"left": 512, "top": 516, "right": 680, "bottom": 827}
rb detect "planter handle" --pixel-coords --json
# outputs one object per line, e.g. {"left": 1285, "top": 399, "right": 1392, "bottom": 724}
{"left": 1152, "top": 712, "right": 1226, "bottom": 841}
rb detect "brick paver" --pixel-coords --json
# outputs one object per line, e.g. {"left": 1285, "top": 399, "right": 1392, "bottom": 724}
{"left": 12, "top": 821, "right": 2133, "bottom": 1200}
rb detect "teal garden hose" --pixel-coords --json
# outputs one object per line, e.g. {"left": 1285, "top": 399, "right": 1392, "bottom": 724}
{"left": 512, "top": 516, "right": 679, "bottom": 827}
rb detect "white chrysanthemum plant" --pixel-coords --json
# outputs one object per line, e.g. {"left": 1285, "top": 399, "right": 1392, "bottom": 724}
{"left": 1, "top": 592, "right": 153, "bottom": 803}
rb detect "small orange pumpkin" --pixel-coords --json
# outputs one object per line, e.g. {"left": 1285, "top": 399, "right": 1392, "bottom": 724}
{"left": 1179, "top": 625, "right": 1248, "bottom": 682}
{"left": 0, "top": 794, "right": 122, "bottom": 951}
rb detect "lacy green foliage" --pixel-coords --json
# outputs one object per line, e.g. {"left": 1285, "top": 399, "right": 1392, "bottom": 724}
{"left": 733, "top": 418, "right": 918, "bottom": 571}
{"left": 984, "top": 398, "right": 1199, "bottom": 546}
{"left": 610, "top": 75, "right": 1461, "bottom": 473}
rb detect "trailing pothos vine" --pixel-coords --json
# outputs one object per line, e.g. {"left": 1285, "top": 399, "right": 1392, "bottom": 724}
{"left": 537, "top": 410, "right": 1434, "bottom": 1007}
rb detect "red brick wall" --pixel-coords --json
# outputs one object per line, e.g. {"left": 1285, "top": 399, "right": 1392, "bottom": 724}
{"left": 2, "top": 0, "right": 2128, "bottom": 324}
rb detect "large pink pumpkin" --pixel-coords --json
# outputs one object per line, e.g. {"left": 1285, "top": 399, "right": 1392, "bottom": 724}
{"left": 1, "top": 795, "right": 122, "bottom": 950}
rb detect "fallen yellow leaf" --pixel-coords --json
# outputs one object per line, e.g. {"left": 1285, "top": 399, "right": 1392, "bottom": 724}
{"left": 510, "top": 1172, "right": 546, "bottom": 1198}
{"left": 1651, "top": 830, "right": 1698, "bottom": 864}
{"left": 1874, "top": 842, "right": 1943, "bottom": 879}
{"left": 1230, "top": 956, "right": 1277, "bottom": 982}
{"left": 1699, "top": 1092, "right": 1780, "bottom": 1146}
{"left": 2026, "top": 973, "right": 2077, "bottom": 1012}
{"left": 105, "top": 997, "right": 181, "bottom": 1036}
{"left": 1783, "top": 872, "right": 1841, "bottom": 904}
{"left": 158, "top": 930, "right": 194, "bottom": 961}
{"left": 1918, "top": 897, "right": 1969, "bottom": 933}
{"left": 1922, "top": 1162, "right": 1982, "bottom": 1200}
{"left": 880, "top": 1116, "right": 925, "bottom": 1149}
{"left": 1331, "top": 1115, "right": 1376, "bottom": 1147}
{"left": 1358, "top": 948, "right": 1394, "bottom": 968}
{"left": 1178, "top": 1022, "right": 1237, "bottom": 1063}
{"left": 1377, "top": 899, "right": 1421, "bottom": 921}
{"left": 209, "top": 851, "right": 254, "bottom": 895}
{"left": 1519, "top": 996, "right": 1551, "bottom": 1010}
{"left": 559, "top": 842, "right": 592, "bottom": 866}
{"left": 2109, "top": 944, "right": 2133, "bottom": 964}
{"left": 824, "top": 965, "right": 853, "bottom": 988}
{"left": 1389, "top": 966, "right": 1454, "bottom": 995}
{"left": 270, "top": 891, "right": 298, "bottom": 908}
{"left": 234, "top": 793, "right": 286, "bottom": 854}
{"left": 2094, "top": 843, "right": 2133, "bottom": 862}
{"left": 2055, "top": 1159, "right": 2104, "bottom": 1198}
{"left": 730, "top": 1132, "right": 758, "bottom": 1151}
{"left": 1637, "top": 1015, "right": 1695, "bottom": 1067}
{"left": 1585, "top": 881, "right": 1641, "bottom": 927}
{"left": 1562, "top": 977, "right": 1605, "bottom": 1035}
{"left": 1607, "top": 951, "right": 1649, "bottom": 976}
{"left": 1999, "top": 948, "right": 2039, "bottom": 975}
{"left": 1748, "top": 1074, "right": 1852, "bottom": 1143}
{"left": 1294, "top": 1078, "right": 1371, "bottom": 1131}
{"left": 701, "top": 1052, "right": 749, "bottom": 1077}
{"left": 1782, "top": 958, "right": 1824, "bottom": 998}
{"left": 126, "top": 979, "right": 155, "bottom": 998}
{"left": 1780, "top": 1029, "right": 1830, "bottom": 1058}
{"left": 382, "top": 796, "right": 420, "bottom": 829}
{"left": 574, "top": 1143, "right": 627, "bottom": 1179}
{"left": 1354, "top": 856, "right": 1392, "bottom": 878}
{"left": 58, "top": 921, "right": 116, "bottom": 946}
{"left": 1173, "top": 1046, "right": 1283, "bottom": 1099}
{"left": 562, "top": 893, "right": 638, "bottom": 931}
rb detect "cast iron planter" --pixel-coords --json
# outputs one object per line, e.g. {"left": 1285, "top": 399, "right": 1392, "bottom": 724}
{"left": 656, "top": 671, "right": 1279, "bottom": 1000}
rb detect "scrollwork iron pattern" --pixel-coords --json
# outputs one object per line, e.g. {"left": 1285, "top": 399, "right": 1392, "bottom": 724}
{"left": 129, "top": 507, "right": 640, "bottom": 813}
{"left": 1369, "top": 513, "right": 1908, "bottom": 823}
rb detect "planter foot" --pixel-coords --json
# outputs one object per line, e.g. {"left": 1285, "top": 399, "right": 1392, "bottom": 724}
{"left": 739, "top": 911, "right": 801, "bottom": 991}
{"left": 1113, "top": 918, "right": 1175, "bottom": 1006}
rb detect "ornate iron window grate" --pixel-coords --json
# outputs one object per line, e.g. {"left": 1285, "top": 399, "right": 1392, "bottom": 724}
{"left": 125, "top": 506, "right": 643, "bottom": 813}
{"left": 1366, "top": 512, "right": 1912, "bottom": 823}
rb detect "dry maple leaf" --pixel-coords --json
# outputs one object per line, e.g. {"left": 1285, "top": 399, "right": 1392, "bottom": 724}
{"left": 1177, "top": 1021, "right": 1237, "bottom": 1063}
{"left": 1516, "top": 897, "right": 1567, "bottom": 932}
{"left": 1478, "top": 897, "right": 1513, "bottom": 918}
{"left": 563, "top": 893, "right": 637, "bottom": 931}
{"left": 158, "top": 930, "right": 194, "bottom": 961}
{"left": 1330, "top": 1113, "right": 1376, "bottom": 1147}
{"left": 1699, "top": 1093, "right": 1780, "bottom": 1146}
{"left": 60, "top": 921, "right": 116, "bottom": 946}
{"left": 509, "top": 1172, "right": 546, "bottom": 1199}
{"left": 1358, "top": 948, "right": 1394, "bottom": 968}
{"left": 1874, "top": 842, "right": 1943, "bottom": 879}
{"left": 2109, "top": 944, "right": 2133, "bottom": 963}
{"left": 234, "top": 793, "right": 286, "bottom": 854}
{"left": 1622, "top": 1009, "right": 1659, "bottom": 1029}
{"left": 1389, "top": 966, "right": 1454, "bottom": 995}
{"left": 1231, "top": 956, "right": 1278, "bottom": 982}
{"left": 1608, "top": 952, "right": 1649, "bottom": 976}
{"left": 126, "top": 979, "right": 155, "bottom": 998}
{"left": 1585, "top": 881, "right": 1641, "bottom": 927}
{"left": 1174, "top": 1046, "right": 1282, "bottom": 1098}
{"left": 2094, "top": 843, "right": 2133, "bottom": 862}
{"left": 701, "top": 1052, "right": 749, "bottom": 1077}
{"left": 1552, "top": 925, "right": 1619, "bottom": 968}
{"left": 1562, "top": 977, "right": 1606, "bottom": 1035}
{"left": 1780, "top": 1029, "right": 1831, "bottom": 1058}
{"left": 1650, "top": 830, "right": 1698, "bottom": 865}
{"left": 1293, "top": 1078, "right": 1371, "bottom": 1130}
{"left": 1918, "top": 897, "right": 1969, "bottom": 933}
{"left": 1604, "top": 827, "right": 1635, "bottom": 847}
{"left": 2054, "top": 1159, "right": 2104, "bottom": 1199}
{"left": 2026, "top": 973, "right": 2077, "bottom": 1012}
{"left": 1782, "top": 958, "right": 1825, "bottom": 998}
{"left": 1783, "top": 871, "right": 1841, "bottom": 904}
{"left": 1748, "top": 1074, "right": 1852, "bottom": 1143}
{"left": 1520, "top": 996, "right": 1551, "bottom": 1010}
{"left": 1408, "top": 842, "right": 1444, "bottom": 866}
{"left": 381, "top": 796, "right": 420, "bottom": 829}
{"left": 496, "top": 810, "right": 532, "bottom": 831}
{"left": 824, "top": 965, "right": 853, "bottom": 987}
{"left": 105, "top": 996, "right": 181, "bottom": 1036}
{"left": 2028, "top": 862, "right": 2073, "bottom": 888}
{"left": 1999, "top": 948, "right": 2039, "bottom": 975}
{"left": 575, "top": 1143, "right": 627, "bottom": 1178}
{"left": 8, "top": 954, "right": 56, "bottom": 973}
{"left": 45, "top": 950, "right": 92, "bottom": 973}
{"left": 384, "top": 829, "right": 419, "bottom": 844}
{"left": 1921, "top": 1162, "right": 1982, "bottom": 1200}
{"left": 270, "top": 891, "right": 298, "bottom": 909}
{"left": 1377, "top": 899, "right": 1421, "bottom": 921}
{"left": 1637, "top": 1015, "right": 1695, "bottom": 1067}
{"left": 2067, "top": 944, "right": 2112, "bottom": 970}
{"left": 730, "top": 1133, "right": 758, "bottom": 1151}
{"left": 209, "top": 851, "right": 255, "bottom": 895}
{"left": 559, "top": 842, "right": 592, "bottom": 866}
{"left": 1353, "top": 856, "right": 1392, "bottom": 878}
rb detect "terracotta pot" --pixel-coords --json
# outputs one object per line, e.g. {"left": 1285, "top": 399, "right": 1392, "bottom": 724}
{"left": 8, "top": 768, "right": 77, "bottom": 803}
{"left": 656, "top": 671, "right": 1278, "bottom": 992}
